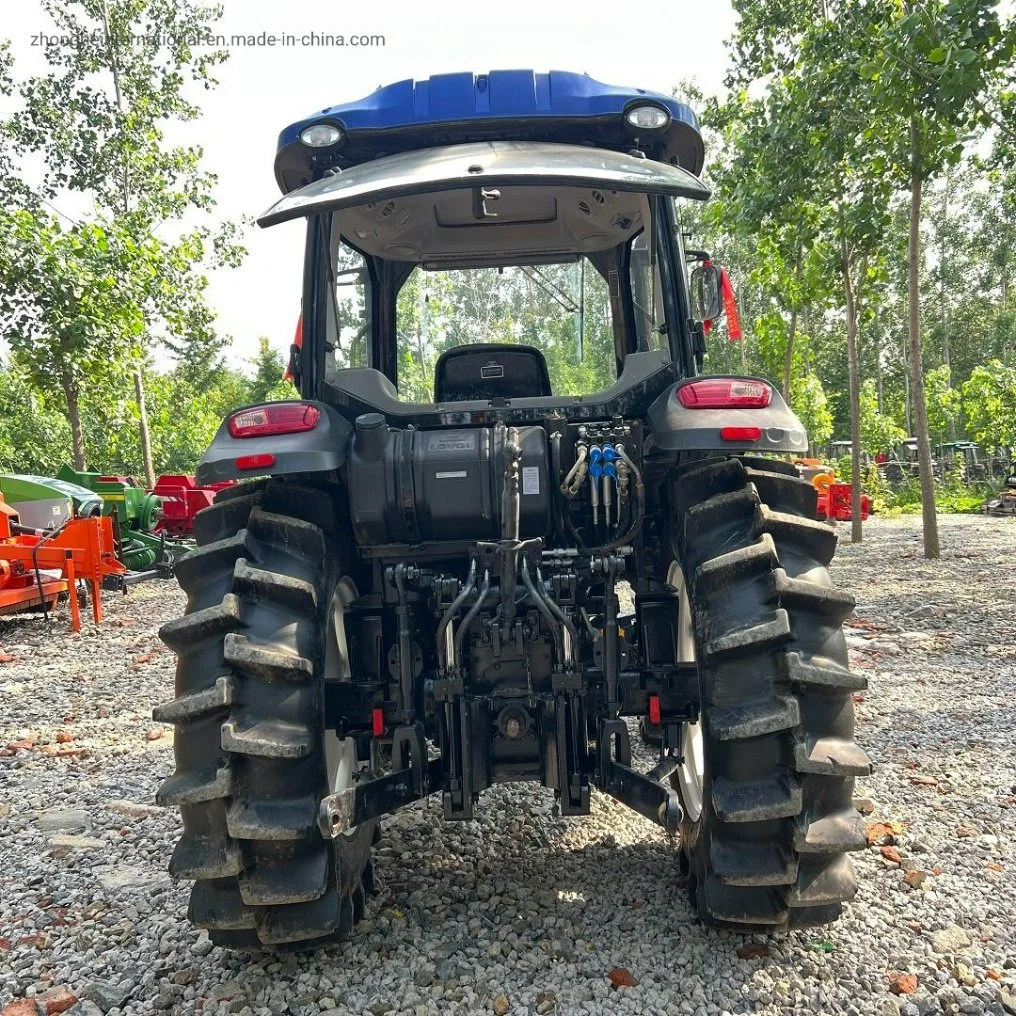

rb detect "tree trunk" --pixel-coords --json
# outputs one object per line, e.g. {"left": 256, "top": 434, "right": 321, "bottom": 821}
{"left": 939, "top": 175, "right": 956, "bottom": 440}
{"left": 840, "top": 233, "right": 863, "bottom": 544}
{"left": 1002, "top": 262, "right": 1010, "bottom": 364}
{"left": 62, "top": 374, "right": 86, "bottom": 470}
{"left": 783, "top": 243, "right": 803, "bottom": 400}
{"left": 875, "top": 346, "right": 884, "bottom": 414}
{"left": 100, "top": 0, "right": 130, "bottom": 212}
{"left": 939, "top": 177, "right": 950, "bottom": 377}
{"left": 134, "top": 367, "right": 156, "bottom": 487}
{"left": 907, "top": 117, "right": 940, "bottom": 559}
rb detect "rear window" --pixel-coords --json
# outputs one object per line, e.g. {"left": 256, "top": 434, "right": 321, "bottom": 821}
{"left": 393, "top": 261, "right": 617, "bottom": 402}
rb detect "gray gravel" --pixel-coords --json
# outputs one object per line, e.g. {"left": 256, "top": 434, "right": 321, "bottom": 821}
{"left": 1, "top": 514, "right": 1015, "bottom": 1016}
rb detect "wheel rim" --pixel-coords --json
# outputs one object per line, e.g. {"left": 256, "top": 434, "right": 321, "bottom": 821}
{"left": 323, "top": 577, "right": 362, "bottom": 838}
{"left": 667, "top": 560, "right": 704, "bottom": 823}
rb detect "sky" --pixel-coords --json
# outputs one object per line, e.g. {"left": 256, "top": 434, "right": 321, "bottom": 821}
{"left": 6, "top": 0, "right": 737, "bottom": 370}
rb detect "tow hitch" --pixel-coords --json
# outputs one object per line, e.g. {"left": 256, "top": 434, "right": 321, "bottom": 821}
{"left": 596, "top": 718, "right": 684, "bottom": 834}
{"left": 318, "top": 722, "right": 442, "bottom": 838}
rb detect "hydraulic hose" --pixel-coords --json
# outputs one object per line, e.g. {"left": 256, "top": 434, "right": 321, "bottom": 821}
{"left": 561, "top": 442, "right": 588, "bottom": 496}
{"left": 520, "top": 558, "right": 564, "bottom": 665}
{"left": 14, "top": 519, "right": 72, "bottom": 623}
{"left": 436, "top": 559, "right": 477, "bottom": 671}
{"left": 549, "top": 433, "right": 568, "bottom": 543}
{"left": 587, "top": 445, "right": 645, "bottom": 555}
{"left": 564, "top": 445, "right": 645, "bottom": 557}
{"left": 536, "top": 567, "right": 580, "bottom": 666}
{"left": 453, "top": 569, "right": 491, "bottom": 668}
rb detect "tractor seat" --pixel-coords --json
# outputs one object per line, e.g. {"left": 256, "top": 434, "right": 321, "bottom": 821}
{"left": 433, "top": 343, "right": 552, "bottom": 402}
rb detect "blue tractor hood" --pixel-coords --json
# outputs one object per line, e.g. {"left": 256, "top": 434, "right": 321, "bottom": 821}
{"left": 275, "top": 70, "right": 704, "bottom": 193}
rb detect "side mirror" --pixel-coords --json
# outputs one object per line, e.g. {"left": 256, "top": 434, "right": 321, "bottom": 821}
{"left": 690, "top": 264, "right": 723, "bottom": 321}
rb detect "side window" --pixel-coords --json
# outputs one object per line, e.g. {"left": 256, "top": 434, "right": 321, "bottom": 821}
{"left": 629, "top": 231, "right": 665, "bottom": 352}
{"left": 329, "top": 236, "right": 370, "bottom": 371}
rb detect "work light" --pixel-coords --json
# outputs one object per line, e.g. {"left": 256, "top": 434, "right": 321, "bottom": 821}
{"left": 625, "top": 105, "right": 670, "bottom": 130}
{"left": 300, "top": 123, "right": 343, "bottom": 148}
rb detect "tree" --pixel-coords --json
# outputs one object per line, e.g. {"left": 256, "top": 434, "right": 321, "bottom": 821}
{"left": 3, "top": 0, "right": 242, "bottom": 484}
{"left": 790, "top": 372, "right": 835, "bottom": 452}
{"left": 85, "top": 364, "right": 252, "bottom": 475}
{"left": 960, "top": 360, "right": 1016, "bottom": 450}
{"left": 860, "top": 379, "right": 908, "bottom": 455}
{"left": 859, "top": 0, "right": 1014, "bottom": 556}
{"left": 0, "top": 361, "right": 72, "bottom": 474}
{"left": 924, "top": 364, "right": 961, "bottom": 444}
{"left": 720, "top": 2, "right": 895, "bottom": 542}
{"left": 0, "top": 211, "right": 148, "bottom": 467}
{"left": 247, "top": 338, "right": 295, "bottom": 404}
{"left": 970, "top": 152, "right": 1016, "bottom": 367}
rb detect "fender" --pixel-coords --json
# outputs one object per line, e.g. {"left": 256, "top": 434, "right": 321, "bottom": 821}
{"left": 196, "top": 401, "right": 353, "bottom": 484}
{"left": 647, "top": 376, "right": 808, "bottom": 454}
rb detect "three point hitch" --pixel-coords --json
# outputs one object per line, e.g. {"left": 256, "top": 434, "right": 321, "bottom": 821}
{"left": 317, "top": 716, "right": 685, "bottom": 839}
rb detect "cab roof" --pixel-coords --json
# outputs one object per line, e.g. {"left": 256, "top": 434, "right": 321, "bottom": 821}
{"left": 275, "top": 70, "right": 704, "bottom": 193}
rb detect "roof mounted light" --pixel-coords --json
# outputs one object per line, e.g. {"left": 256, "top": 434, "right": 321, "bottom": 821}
{"left": 299, "top": 123, "right": 343, "bottom": 148}
{"left": 625, "top": 105, "right": 670, "bottom": 130}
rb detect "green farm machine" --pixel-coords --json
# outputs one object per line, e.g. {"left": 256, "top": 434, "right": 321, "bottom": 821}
{"left": 57, "top": 466, "right": 187, "bottom": 575}
{"left": 0, "top": 474, "right": 103, "bottom": 531}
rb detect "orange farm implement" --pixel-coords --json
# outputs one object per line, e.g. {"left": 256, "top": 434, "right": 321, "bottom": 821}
{"left": 819, "top": 482, "right": 872, "bottom": 522}
{"left": 0, "top": 494, "right": 126, "bottom": 631}
{"left": 794, "top": 460, "right": 872, "bottom": 522}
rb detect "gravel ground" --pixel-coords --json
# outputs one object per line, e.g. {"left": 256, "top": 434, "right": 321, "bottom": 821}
{"left": 1, "top": 514, "right": 1015, "bottom": 1016}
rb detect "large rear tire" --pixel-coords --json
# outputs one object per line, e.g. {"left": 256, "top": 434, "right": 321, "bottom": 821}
{"left": 669, "top": 457, "right": 869, "bottom": 931}
{"left": 154, "top": 480, "right": 376, "bottom": 948}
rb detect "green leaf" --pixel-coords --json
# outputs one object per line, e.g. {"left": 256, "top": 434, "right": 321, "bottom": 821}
{"left": 927, "top": 47, "right": 948, "bottom": 63}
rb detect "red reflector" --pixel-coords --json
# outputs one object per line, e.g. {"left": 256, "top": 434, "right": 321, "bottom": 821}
{"left": 227, "top": 402, "right": 321, "bottom": 438}
{"left": 648, "top": 694, "right": 661, "bottom": 725}
{"left": 720, "top": 427, "right": 762, "bottom": 443}
{"left": 676, "top": 379, "right": 772, "bottom": 409}
{"left": 235, "top": 453, "right": 276, "bottom": 471}
{"left": 372, "top": 707, "right": 385, "bottom": 738}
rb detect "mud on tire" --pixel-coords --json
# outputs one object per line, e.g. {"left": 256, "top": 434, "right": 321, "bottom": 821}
{"left": 670, "top": 457, "right": 870, "bottom": 931}
{"left": 154, "top": 480, "right": 376, "bottom": 948}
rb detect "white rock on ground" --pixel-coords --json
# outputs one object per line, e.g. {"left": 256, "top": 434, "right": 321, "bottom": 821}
{"left": 0, "top": 514, "right": 1014, "bottom": 1015}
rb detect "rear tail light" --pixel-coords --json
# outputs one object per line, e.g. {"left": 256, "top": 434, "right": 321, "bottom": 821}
{"left": 648, "top": 694, "right": 662, "bottom": 725}
{"left": 720, "top": 426, "right": 762, "bottom": 443}
{"left": 676, "top": 379, "right": 772, "bottom": 409}
{"left": 227, "top": 402, "right": 321, "bottom": 438}
{"left": 235, "top": 453, "right": 276, "bottom": 471}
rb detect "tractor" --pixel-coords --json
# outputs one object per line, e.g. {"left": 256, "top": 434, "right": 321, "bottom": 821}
{"left": 155, "top": 71, "right": 869, "bottom": 949}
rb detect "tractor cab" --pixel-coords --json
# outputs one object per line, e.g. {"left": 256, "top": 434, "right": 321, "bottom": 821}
{"left": 938, "top": 441, "right": 986, "bottom": 479}
{"left": 258, "top": 72, "right": 717, "bottom": 416}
